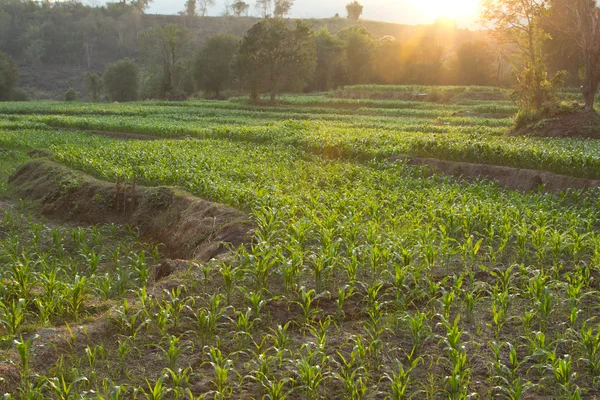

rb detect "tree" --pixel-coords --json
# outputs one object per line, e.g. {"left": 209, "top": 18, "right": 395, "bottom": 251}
{"left": 232, "top": 1, "right": 250, "bottom": 16}
{"left": 374, "top": 36, "right": 403, "bottom": 84}
{"left": 85, "top": 72, "right": 102, "bottom": 102}
{"left": 274, "top": 0, "right": 293, "bottom": 17}
{"left": 312, "top": 28, "right": 344, "bottom": 91}
{"left": 24, "top": 39, "right": 44, "bottom": 84}
{"left": 0, "top": 51, "right": 18, "bottom": 101}
{"left": 482, "top": 0, "right": 563, "bottom": 119}
{"left": 183, "top": 0, "right": 197, "bottom": 16}
{"left": 103, "top": 58, "right": 139, "bottom": 102}
{"left": 549, "top": 0, "right": 600, "bottom": 111}
{"left": 198, "top": 0, "right": 215, "bottom": 16}
{"left": 122, "top": 0, "right": 153, "bottom": 13}
{"left": 256, "top": 0, "right": 273, "bottom": 17}
{"left": 346, "top": 1, "right": 363, "bottom": 21}
{"left": 237, "top": 19, "right": 317, "bottom": 101}
{"left": 456, "top": 41, "right": 494, "bottom": 85}
{"left": 194, "top": 34, "right": 240, "bottom": 98}
{"left": 140, "top": 24, "right": 192, "bottom": 99}
{"left": 336, "top": 26, "right": 375, "bottom": 85}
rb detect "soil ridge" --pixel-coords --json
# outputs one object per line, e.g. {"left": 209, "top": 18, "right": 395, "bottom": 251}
{"left": 8, "top": 159, "right": 252, "bottom": 261}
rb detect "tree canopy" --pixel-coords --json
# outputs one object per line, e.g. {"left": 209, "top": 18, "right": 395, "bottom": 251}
{"left": 346, "top": 1, "right": 363, "bottom": 21}
{"left": 237, "top": 19, "right": 316, "bottom": 101}
{"left": 0, "top": 51, "right": 19, "bottom": 101}
{"left": 194, "top": 34, "right": 240, "bottom": 98}
{"left": 103, "top": 58, "right": 140, "bottom": 102}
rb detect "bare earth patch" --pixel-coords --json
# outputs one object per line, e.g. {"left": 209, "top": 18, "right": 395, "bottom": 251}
{"left": 512, "top": 110, "right": 600, "bottom": 139}
{"left": 391, "top": 155, "right": 600, "bottom": 193}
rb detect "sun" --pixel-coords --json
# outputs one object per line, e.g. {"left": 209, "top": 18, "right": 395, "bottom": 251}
{"left": 428, "top": 0, "right": 480, "bottom": 19}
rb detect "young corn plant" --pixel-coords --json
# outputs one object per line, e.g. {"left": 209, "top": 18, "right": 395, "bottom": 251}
{"left": 438, "top": 316, "right": 471, "bottom": 400}
{"left": 383, "top": 358, "right": 422, "bottom": 400}
{"left": 141, "top": 375, "right": 171, "bottom": 400}
{"left": 0, "top": 298, "right": 27, "bottom": 339}
{"left": 110, "top": 299, "right": 150, "bottom": 339}
{"left": 491, "top": 342, "right": 533, "bottom": 400}
{"left": 204, "top": 346, "right": 236, "bottom": 399}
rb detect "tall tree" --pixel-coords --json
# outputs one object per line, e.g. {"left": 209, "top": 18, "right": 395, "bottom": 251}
{"left": 346, "top": 1, "right": 363, "bottom": 21}
{"left": 198, "top": 0, "right": 215, "bottom": 16}
{"left": 456, "top": 41, "right": 494, "bottom": 85}
{"left": 183, "top": 0, "right": 197, "bottom": 16}
{"left": 312, "top": 28, "right": 344, "bottom": 91}
{"left": 140, "top": 24, "right": 192, "bottom": 98}
{"left": 0, "top": 51, "right": 18, "bottom": 101}
{"left": 274, "top": 0, "right": 293, "bottom": 17}
{"left": 256, "top": 0, "right": 273, "bottom": 17}
{"left": 232, "top": 1, "right": 250, "bottom": 16}
{"left": 237, "top": 19, "right": 317, "bottom": 101}
{"left": 194, "top": 34, "right": 240, "bottom": 98}
{"left": 482, "top": 0, "right": 562, "bottom": 117}
{"left": 549, "top": 0, "right": 600, "bottom": 111}
{"left": 336, "top": 26, "right": 375, "bottom": 85}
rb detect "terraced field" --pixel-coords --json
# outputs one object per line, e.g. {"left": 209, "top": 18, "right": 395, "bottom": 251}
{"left": 1, "top": 86, "right": 600, "bottom": 399}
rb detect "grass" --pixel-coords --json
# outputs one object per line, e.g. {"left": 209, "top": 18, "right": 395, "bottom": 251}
{"left": 1, "top": 86, "right": 600, "bottom": 398}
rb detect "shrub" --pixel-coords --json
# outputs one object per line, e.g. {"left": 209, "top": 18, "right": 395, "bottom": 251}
{"left": 85, "top": 73, "right": 101, "bottom": 102}
{"left": 103, "top": 58, "right": 139, "bottom": 102}
{"left": 65, "top": 88, "right": 78, "bottom": 102}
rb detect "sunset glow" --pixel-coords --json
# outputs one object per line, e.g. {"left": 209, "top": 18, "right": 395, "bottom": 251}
{"left": 428, "top": 0, "right": 480, "bottom": 19}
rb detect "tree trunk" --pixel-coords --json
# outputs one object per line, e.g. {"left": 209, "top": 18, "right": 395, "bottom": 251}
{"left": 582, "top": 54, "right": 599, "bottom": 111}
{"left": 250, "top": 87, "right": 258, "bottom": 103}
{"left": 270, "top": 91, "right": 276, "bottom": 103}
{"left": 583, "top": 85, "right": 595, "bottom": 111}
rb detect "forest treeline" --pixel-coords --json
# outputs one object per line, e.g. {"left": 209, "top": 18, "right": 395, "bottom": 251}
{"left": 0, "top": 0, "right": 583, "bottom": 101}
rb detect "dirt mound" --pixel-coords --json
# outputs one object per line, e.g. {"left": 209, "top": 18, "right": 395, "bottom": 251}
{"left": 513, "top": 110, "right": 600, "bottom": 139}
{"left": 9, "top": 159, "right": 252, "bottom": 260}
{"left": 391, "top": 155, "right": 600, "bottom": 193}
{"left": 0, "top": 363, "right": 20, "bottom": 393}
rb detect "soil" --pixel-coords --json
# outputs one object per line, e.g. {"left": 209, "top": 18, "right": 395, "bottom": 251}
{"left": 8, "top": 159, "right": 252, "bottom": 261}
{"left": 85, "top": 130, "right": 168, "bottom": 141}
{"left": 0, "top": 363, "right": 20, "bottom": 393}
{"left": 390, "top": 155, "right": 600, "bottom": 193}
{"left": 53, "top": 127, "right": 170, "bottom": 141}
{"left": 512, "top": 110, "right": 600, "bottom": 139}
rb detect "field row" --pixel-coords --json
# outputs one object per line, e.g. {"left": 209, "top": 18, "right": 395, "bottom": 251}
{"left": 2, "top": 126, "right": 600, "bottom": 397}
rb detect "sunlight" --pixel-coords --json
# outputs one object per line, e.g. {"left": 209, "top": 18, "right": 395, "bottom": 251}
{"left": 428, "top": 0, "right": 480, "bottom": 19}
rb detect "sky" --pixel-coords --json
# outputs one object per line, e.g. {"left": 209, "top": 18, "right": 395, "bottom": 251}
{"left": 133, "top": 0, "right": 481, "bottom": 27}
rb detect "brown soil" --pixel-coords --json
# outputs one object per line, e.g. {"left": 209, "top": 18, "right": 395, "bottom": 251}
{"left": 390, "top": 155, "right": 600, "bottom": 193}
{"left": 85, "top": 130, "right": 168, "bottom": 141}
{"left": 0, "top": 363, "right": 20, "bottom": 394}
{"left": 8, "top": 159, "right": 252, "bottom": 261}
{"left": 53, "top": 127, "right": 169, "bottom": 141}
{"left": 512, "top": 110, "right": 600, "bottom": 138}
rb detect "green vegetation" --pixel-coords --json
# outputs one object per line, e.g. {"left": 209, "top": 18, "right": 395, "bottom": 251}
{"left": 102, "top": 59, "right": 140, "bottom": 103}
{"left": 0, "top": 51, "right": 19, "bottom": 101}
{"left": 2, "top": 87, "right": 600, "bottom": 397}
{"left": 238, "top": 19, "right": 316, "bottom": 101}
{"left": 193, "top": 34, "right": 240, "bottom": 98}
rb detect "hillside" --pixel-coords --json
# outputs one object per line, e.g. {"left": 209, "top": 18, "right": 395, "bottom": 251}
{"left": 4, "top": 5, "right": 482, "bottom": 99}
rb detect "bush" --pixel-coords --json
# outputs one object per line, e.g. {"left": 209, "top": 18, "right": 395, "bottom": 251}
{"left": 0, "top": 51, "right": 19, "bottom": 101}
{"left": 10, "top": 88, "right": 27, "bottom": 102}
{"left": 65, "top": 87, "right": 78, "bottom": 102}
{"left": 85, "top": 73, "right": 101, "bottom": 102}
{"left": 103, "top": 58, "right": 140, "bottom": 102}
